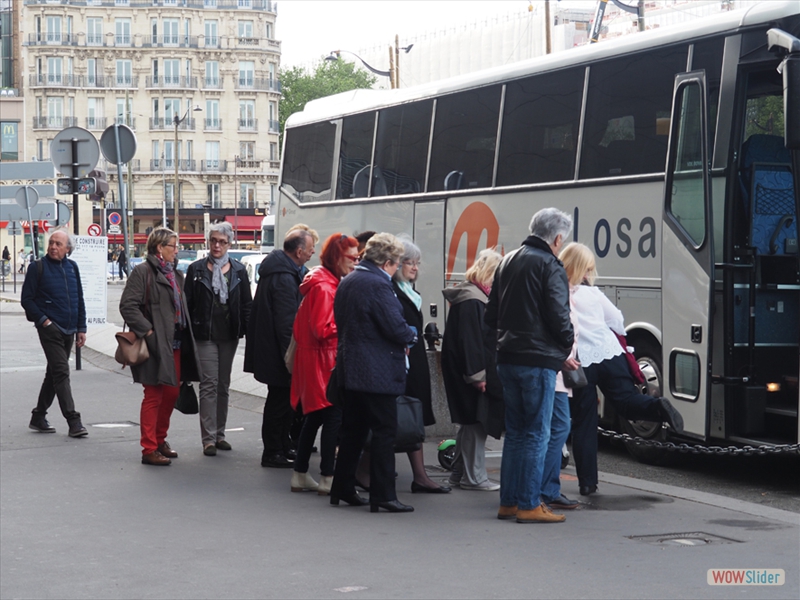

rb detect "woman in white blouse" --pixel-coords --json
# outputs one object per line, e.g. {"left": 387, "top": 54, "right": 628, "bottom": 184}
{"left": 559, "top": 243, "right": 684, "bottom": 497}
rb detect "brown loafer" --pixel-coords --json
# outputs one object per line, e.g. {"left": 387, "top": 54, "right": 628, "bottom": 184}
{"left": 497, "top": 505, "right": 518, "bottom": 520}
{"left": 157, "top": 442, "right": 178, "bottom": 459}
{"left": 142, "top": 451, "right": 171, "bottom": 466}
{"left": 516, "top": 503, "right": 566, "bottom": 523}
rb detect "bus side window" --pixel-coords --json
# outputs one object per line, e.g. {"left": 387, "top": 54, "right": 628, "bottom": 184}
{"left": 374, "top": 100, "right": 432, "bottom": 196}
{"left": 281, "top": 122, "right": 336, "bottom": 202}
{"left": 428, "top": 85, "right": 502, "bottom": 192}
{"left": 337, "top": 112, "right": 376, "bottom": 199}
{"left": 496, "top": 67, "right": 584, "bottom": 186}
{"left": 580, "top": 46, "right": 687, "bottom": 179}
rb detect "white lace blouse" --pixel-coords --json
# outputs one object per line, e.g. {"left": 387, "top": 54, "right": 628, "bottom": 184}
{"left": 571, "top": 284, "right": 625, "bottom": 368}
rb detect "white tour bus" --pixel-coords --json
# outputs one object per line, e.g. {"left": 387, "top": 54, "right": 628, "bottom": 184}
{"left": 276, "top": 2, "right": 799, "bottom": 456}
{"left": 260, "top": 214, "right": 275, "bottom": 254}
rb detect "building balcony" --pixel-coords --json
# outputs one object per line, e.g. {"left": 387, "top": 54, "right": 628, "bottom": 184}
{"left": 145, "top": 76, "right": 198, "bottom": 90}
{"left": 86, "top": 34, "right": 104, "bottom": 46}
{"left": 114, "top": 116, "right": 137, "bottom": 129}
{"left": 149, "top": 159, "right": 197, "bottom": 171}
{"left": 29, "top": 74, "right": 81, "bottom": 88}
{"left": 86, "top": 116, "right": 107, "bottom": 130}
{"left": 236, "top": 78, "right": 280, "bottom": 92}
{"left": 33, "top": 116, "right": 79, "bottom": 129}
{"left": 26, "top": 32, "right": 78, "bottom": 46}
{"left": 235, "top": 159, "right": 261, "bottom": 169}
{"left": 201, "top": 160, "right": 228, "bottom": 172}
{"left": 268, "top": 159, "right": 280, "bottom": 170}
{"left": 204, "top": 118, "right": 222, "bottom": 131}
{"left": 142, "top": 35, "right": 198, "bottom": 49}
{"left": 201, "top": 37, "right": 221, "bottom": 49}
{"left": 23, "top": 0, "right": 278, "bottom": 12}
{"left": 202, "top": 77, "right": 223, "bottom": 90}
{"left": 112, "top": 76, "right": 139, "bottom": 89}
{"left": 83, "top": 75, "right": 108, "bottom": 88}
{"left": 238, "top": 118, "right": 258, "bottom": 132}
{"left": 150, "top": 118, "right": 196, "bottom": 131}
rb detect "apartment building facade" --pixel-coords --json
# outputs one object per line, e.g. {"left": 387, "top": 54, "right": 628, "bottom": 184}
{"left": 16, "top": 0, "right": 280, "bottom": 246}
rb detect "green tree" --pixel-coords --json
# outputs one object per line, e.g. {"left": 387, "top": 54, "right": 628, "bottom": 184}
{"left": 278, "top": 58, "right": 377, "bottom": 143}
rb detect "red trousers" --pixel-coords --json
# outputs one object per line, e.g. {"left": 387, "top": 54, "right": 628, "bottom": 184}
{"left": 140, "top": 349, "right": 181, "bottom": 455}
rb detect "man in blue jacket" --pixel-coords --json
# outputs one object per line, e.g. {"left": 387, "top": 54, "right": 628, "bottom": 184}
{"left": 21, "top": 229, "right": 88, "bottom": 438}
{"left": 485, "top": 208, "right": 577, "bottom": 524}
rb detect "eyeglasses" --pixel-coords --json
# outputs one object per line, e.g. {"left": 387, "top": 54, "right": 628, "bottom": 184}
{"left": 162, "top": 244, "right": 178, "bottom": 249}
{"left": 344, "top": 254, "right": 359, "bottom": 262}
{"left": 403, "top": 260, "right": 420, "bottom": 268}
{"left": 209, "top": 238, "right": 229, "bottom": 247}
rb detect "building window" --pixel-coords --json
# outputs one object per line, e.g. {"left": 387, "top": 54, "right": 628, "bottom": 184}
{"left": 116, "top": 60, "right": 132, "bottom": 85}
{"left": 163, "top": 19, "right": 179, "bottom": 45}
{"left": 205, "top": 61, "right": 220, "bottom": 88}
{"left": 239, "top": 183, "right": 255, "bottom": 208}
{"left": 87, "top": 18, "right": 103, "bottom": 46}
{"left": 115, "top": 19, "right": 131, "bottom": 46}
{"left": 239, "top": 141, "right": 255, "bottom": 160}
{"left": 204, "top": 20, "right": 219, "bottom": 48}
{"left": 238, "top": 61, "right": 254, "bottom": 87}
{"left": 208, "top": 183, "right": 221, "bottom": 208}
{"left": 238, "top": 20, "right": 254, "bottom": 40}
{"left": 269, "top": 142, "right": 277, "bottom": 161}
{"left": 1, "top": 122, "right": 19, "bottom": 161}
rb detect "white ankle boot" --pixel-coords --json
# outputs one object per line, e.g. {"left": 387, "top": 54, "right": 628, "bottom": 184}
{"left": 290, "top": 471, "right": 319, "bottom": 492}
{"left": 317, "top": 475, "right": 334, "bottom": 496}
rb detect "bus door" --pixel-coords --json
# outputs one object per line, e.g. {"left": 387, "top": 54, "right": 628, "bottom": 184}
{"left": 413, "top": 200, "right": 446, "bottom": 336}
{"left": 661, "top": 71, "right": 714, "bottom": 439}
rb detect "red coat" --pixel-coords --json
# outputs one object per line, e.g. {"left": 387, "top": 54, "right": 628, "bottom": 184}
{"left": 290, "top": 266, "right": 339, "bottom": 413}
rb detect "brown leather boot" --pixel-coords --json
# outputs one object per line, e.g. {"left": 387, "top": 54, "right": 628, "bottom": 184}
{"left": 142, "top": 451, "right": 171, "bottom": 466}
{"left": 157, "top": 442, "right": 178, "bottom": 458}
{"left": 497, "top": 505, "right": 518, "bottom": 520}
{"left": 516, "top": 503, "right": 566, "bottom": 523}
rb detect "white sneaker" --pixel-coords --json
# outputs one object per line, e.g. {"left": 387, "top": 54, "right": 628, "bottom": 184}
{"left": 460, "top": 480, "right": 501, "bottom": 491}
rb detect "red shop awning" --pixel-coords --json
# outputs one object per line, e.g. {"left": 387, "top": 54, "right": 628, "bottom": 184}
{"left": 224, "top": 215, "right": 263, "bottom": 231}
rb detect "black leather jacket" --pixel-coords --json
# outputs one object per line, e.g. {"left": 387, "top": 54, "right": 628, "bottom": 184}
{"left": 485, "top": 235, "right": 573, "bottom": 371}
{"left": 184, "top": 257, "right": 252, "bottom": 342}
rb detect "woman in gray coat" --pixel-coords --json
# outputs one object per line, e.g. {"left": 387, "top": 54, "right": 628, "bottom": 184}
{"left": 119, "top": 228, "right": 200, "bottom": 466}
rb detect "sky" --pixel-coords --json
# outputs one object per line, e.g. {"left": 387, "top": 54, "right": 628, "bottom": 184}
{"left": 277, "top": 1, "right": 596, "bottom": 70}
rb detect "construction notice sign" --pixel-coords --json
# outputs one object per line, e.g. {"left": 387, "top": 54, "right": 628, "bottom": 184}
{"left": 70, "top": 235, "right": 108, "bottom": 326}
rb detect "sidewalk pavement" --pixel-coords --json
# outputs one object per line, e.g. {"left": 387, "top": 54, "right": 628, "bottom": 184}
{"left": 1, "top": 288, "right": 798, "bottom": 599}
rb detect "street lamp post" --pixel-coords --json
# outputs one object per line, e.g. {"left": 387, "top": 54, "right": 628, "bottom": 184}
{"left": 173, "top": 104, "right": 202, "bottom": 239}
{"left": 233, "top": 155, "right": 239, "bottom": 249}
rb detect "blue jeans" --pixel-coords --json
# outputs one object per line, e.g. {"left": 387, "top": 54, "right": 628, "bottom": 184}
{"left": 497, "top": 364, "right": 556, "bottom": 511}
{"left": 541, "top": 391, "right": 571, "bottom": 502}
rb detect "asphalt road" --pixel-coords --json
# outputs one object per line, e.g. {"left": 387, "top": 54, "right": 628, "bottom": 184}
{"left": 2, "top": 299, "right": 798, "bottom": 600}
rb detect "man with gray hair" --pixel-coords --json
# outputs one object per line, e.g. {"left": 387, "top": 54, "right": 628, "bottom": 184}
{"left": 245, "top": 225, "right": 316, "bottom": 468}
{"left": 485, "top": 207, "right": 577, "bottom": 523}
{"left": 21, "top": 229, "right": 88, "bottom": 438}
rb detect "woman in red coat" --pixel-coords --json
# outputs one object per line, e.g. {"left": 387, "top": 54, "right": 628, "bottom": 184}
{"left": 290, "top": 233, "right": 360, "bottom": 495}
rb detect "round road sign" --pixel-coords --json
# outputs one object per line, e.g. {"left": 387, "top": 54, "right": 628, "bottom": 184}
{"left": 100, "top": 124, "right": 137, "bottom": 165}
{"left": 14, "top": 185, "right": 39, "bottom": 209}
{"left": 50, "top": 127, "right": 100, "bottom": 178}
{"left": 108, "top": 212, "right": 122, "bottom": 226}
{"left": 87, "top": 223, "right": 102, "bottom": 237}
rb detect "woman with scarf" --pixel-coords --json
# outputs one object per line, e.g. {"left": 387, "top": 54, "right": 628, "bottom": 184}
{"left": 185, "top": 222, "right": 252, "bottom": 456}
{"left": 119, "top": 227, "right": 200, "bottom": 466}
{"left": 441, "top": 248, "right": 505, "bottom": 491}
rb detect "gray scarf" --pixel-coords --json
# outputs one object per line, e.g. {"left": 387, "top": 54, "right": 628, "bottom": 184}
{"left": 209, "top": 253, "right": 230, "bottom": 304}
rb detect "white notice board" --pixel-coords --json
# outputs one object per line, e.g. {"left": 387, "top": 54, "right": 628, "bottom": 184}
{"left": 70, "top": 235, "right": 108, "bottom": 326}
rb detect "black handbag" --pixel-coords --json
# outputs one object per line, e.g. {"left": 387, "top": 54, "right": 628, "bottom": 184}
{"left": 394, "top": 395, "right": 426, "bottom": 449}
{"left": 175, "top": 382, "right": 198, "bottom": 415}
{"left": 562, "top": 365, "right": 588, "bottom": 389}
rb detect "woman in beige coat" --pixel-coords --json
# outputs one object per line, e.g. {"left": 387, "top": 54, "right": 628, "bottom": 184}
{"left": 119, "top": 228, "right": 200, "bottom": 466}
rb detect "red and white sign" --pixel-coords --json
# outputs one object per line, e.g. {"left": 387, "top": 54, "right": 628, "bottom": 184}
{"left": 87, "top": 223, "right": 103, "bottom": 237}
{"left": 108, "top": 212, "right": 122, "bottom": 226}
{"left": 39, "top": 220, "right": 50, "bottom": 233}
{"left": 20, "top": 220, "right": 29, "bottom": 230}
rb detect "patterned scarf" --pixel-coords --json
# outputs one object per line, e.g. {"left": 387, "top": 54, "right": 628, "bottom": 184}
{"left": 156, "top": 255, "right": 185, "bottom": 327}
{"left": 209, "top": 253, "right": 230, "bottom": 304}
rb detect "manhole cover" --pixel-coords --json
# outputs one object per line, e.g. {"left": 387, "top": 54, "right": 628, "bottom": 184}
{"left": 628, "top": 532, "right": 742, "bottom": 546}
{"left": 90, "top": 421, "right": 138, "bottom": 428}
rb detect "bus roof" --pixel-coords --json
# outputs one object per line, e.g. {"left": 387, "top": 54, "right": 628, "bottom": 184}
{"left": 286, "top": 0, "right": 798, "bottom": 129}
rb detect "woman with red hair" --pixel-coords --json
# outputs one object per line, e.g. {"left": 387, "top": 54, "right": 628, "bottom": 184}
{"left": 290, "top": 233, "right": 360, "bottom": 495}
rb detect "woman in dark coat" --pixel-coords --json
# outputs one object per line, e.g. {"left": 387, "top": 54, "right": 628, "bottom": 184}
{"left": 391, "top": 235, "right": 450, "bottom": 493}
{"left": 330, "top": 233, "right": 418, "bottom": 513}
{"left": 119, "top": 227, "right": 200, "bottom": 466}
{"left": 441, "top": 248, "right": 504, "bottom": 490}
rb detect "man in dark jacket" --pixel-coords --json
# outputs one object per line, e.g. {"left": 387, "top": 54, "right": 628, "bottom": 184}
{"left": 117, "top": 246, "right": 128, "bottom": 280}
{"left": 244, "top": 227, "right": 315, "bottom": 467}
{"left": 485, "top": 207, "right": 577, "bottom": 524}
{"left": 20, "top": 229, "right": 88, "bottom": 438}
